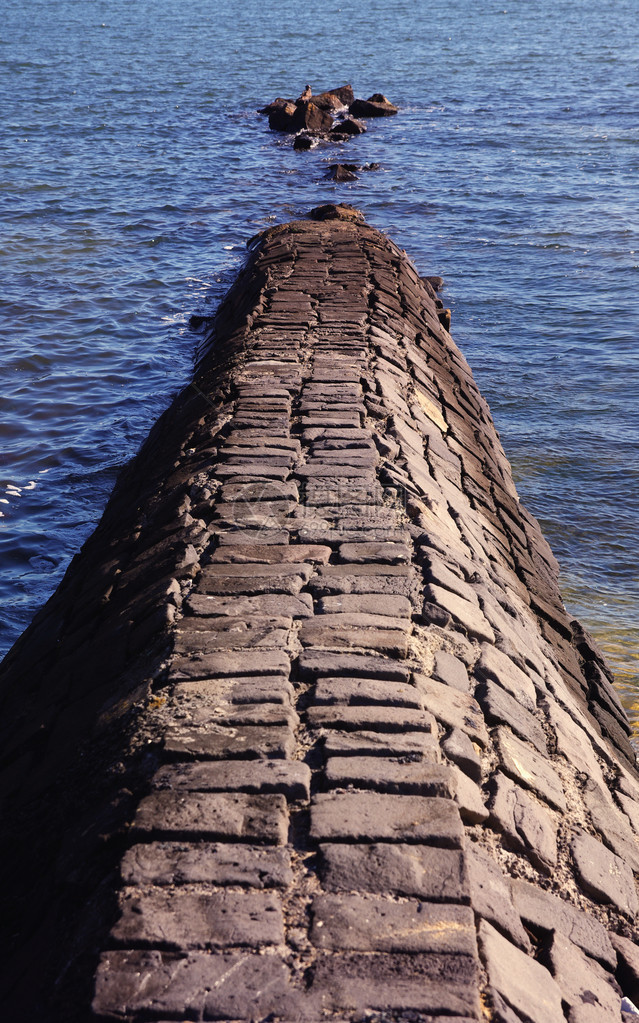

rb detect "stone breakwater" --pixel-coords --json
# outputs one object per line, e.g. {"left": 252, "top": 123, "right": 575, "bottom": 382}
{"left": 0, "top": 207, "right": 638, "bottom": 1021}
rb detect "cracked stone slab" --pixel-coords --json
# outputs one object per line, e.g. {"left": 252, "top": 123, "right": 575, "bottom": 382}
{"left": 511, "top": 878, "right": 616, "bottom": 968}
{"left": 479, "top": 919, "right": 565, "bottom": 1023}
{"left": 299, "top": 622, "right": 410, "bottom": 657}
{"left": 414, "top": 673, "right": 489, "bottom": 747}
{"left": 474, "top": 643, "right": 537, "bottom": 712}
{"left": 319, "top": 842, "right": 468, "bottom": 901}
{"left": 476, "top": 679, "right": 547, "bottom": 753}
{"left": 545, "top": 930, "right": 621, "bottom": 1016}
{"left": 112, "top": 889, "right": 284, "bottom": 950}
{"left": 318, "top": 593, "right": 413, "bottom": 617}
{"left": 121, "top": 842, "right": 293, "bottom": 887}
{"left": 310, "top": 792, "right": 464, "bottom": 846}
{"left": 93, "top": 950, "right": 296, "bottom": 1020}
{"left": 151, "top": 759, "right": 310, "bottom": 800}
{"left": 490, "top": 771, "right": 558, "bottom": 871}
{"left": 310, "top": 895, "right": 477, "bottom": 954}
{"left": 132, "top": 791, "right": 288, "bottom": 844}
{"left": 494, "top": 726, "right": 566, "bottom": 811}
{"left": 209, "top": 543, "right": 330, "bottom": 563}
{"left": 169, "top": 676, "right": 295, "bottom": 707}
{"left": 466, "top": 845, "right": 531, "bottom": 951}
{"left": 571, "top": 830, "right": 638, "bottom": 917}
{"left": 424, "top": 583, "right": 495, "bottom": 643}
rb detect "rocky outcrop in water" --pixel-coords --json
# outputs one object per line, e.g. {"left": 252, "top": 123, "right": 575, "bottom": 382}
{"left": 260, "top": 84, "right": 397, "bottom": 147}
{"left": 0, "top": 206, "right": 637, "bottom": 1022}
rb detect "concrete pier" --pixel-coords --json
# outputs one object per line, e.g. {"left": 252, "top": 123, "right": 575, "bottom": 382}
{"left": 1, "top": 207, "right": 638, "bottom": 1021}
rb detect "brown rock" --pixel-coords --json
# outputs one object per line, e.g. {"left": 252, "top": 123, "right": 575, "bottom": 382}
{"left": 479, "top": 919, "right": 565, "bottom": 1023}
{"left": 320, "top": 842, "right": 469, "bottom": 901}
{"left": 511, "top": 878, "right": 616, "bottom": 968}
{"left": 466, "top": 845, "right": 531, "bottom": 951}
{"left": 490, "top": 771, "right": 558, "bottom": 871}
{"left": 350, "top": 95, "right": 398, "bottom": 117}
{"left": 310, "top": 895, "right": 476, "bottom": 953}
{"left": 414, "top": 674, "right": 489, "bottom": 747}
{"left": 571, "top": 830, "right": 638, "bottom": 916}
{"left": 325, "top": 757, "right": 456, "bottom": 796}
{"left": 132, "top": 791, "right": 289, "bottom": 844}
{"left": 494, "top": 726, "right": 566, "bottom": 811}
{"left": 121, "top": 842, "right": 293, "bottom": 887}
{"left": 310, "top": 792, "right": 463, "bottom": 846}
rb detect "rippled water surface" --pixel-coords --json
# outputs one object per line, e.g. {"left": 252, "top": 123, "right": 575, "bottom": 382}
{"left": 2, "top": 0, "right": 638, "bottom": 720}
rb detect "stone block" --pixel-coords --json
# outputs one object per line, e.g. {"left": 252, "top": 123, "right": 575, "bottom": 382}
{"left": 310, "top": 792, "right": 463, "bottom": 846}
{"left": 611, "top": 932, "right": 639, "bottom": 1005}
{"left": 494, "top": 726, "right": 566, "bottom": 811}
{"left": 298, "top": 650, "right": 411, "bottom": 682}
{"left": 299, "top": 622, "right": 410, "bottom": 657}
{"left": 112, "top": 889, "right": 284, "bottom": 950}
{"left": 489, "top": 771, "right": 557, "bottom": 871}
{"left": 466, "top": 844, "right": 531, "bottom": 951}
{"left": 170, "top": 648, "right": 290, "bottom": 681}
{"left": 132, "top": 791, "right": 288, "bottom": 844}
{"left": 313, "top": 676, "right": 423, "bottom": 708}
{"left": 571, "top": 831, "right": 638, "bottom": 917}
{"left": 545, "top": 930, "right": 621, "bottom": 1016}
{"left": 424, "top": 584, "right": 495, "bottom": 643}
{"left": 414, "top": 673, "right": 489, "bottom": 746}
{"left": 511, "top": 878, "right": 616, "bottom": 968}
{"left": 309, "top": 951, "right": 480, "bottom": 1017}
{"left": 210, "top": 543, "right": 330, "bottom": 563}
{"left": 318, "top": 593, "right": 413, "bottom": 617}
{"left": 474, "top": 643, "right": 537, "bottom": 712}
{"left": 479, "top": 919, "right": 565, "bottom": 1023}
{"left": 164, "top": 724, "right": 295, "bottom": 760}
{"left": 310, "top": 895, "right": 477, "bottom": 953}
{"left": 337, "top": 541, "right": 410, "bottom": 563}
{"left": 476, "top": 679, "right": 547, "bottom": 753}
{"left": 325, "top": 757, "right": 456, "bottom": 796}
{"left": 323, "top": 729, "right": 440, "bottom": 760}
{"left": 442, "top": 727, "right": 482, "bottom": 781}
{"left": 307, "top": 705, "right": 434, "bottom": 733}
{"left": 186, "top": 592, "right": 314, "bottom": 618}
{"left": 320, "top": 842, "right": 469, "bottom": 901}
{"left": 121, "top": 842, "right": 293, "bottom": 887}
{"left": 151, "top": 760, "right": 310, "bottom": 800}
{"left": 433, "top": 650, "right": 470, "bottom": 691}
{"left": 93, "top": 950, "right": 294, "bottom": 1020}
{"left": 452, "top": 765, "right": 489, "bottom": 824}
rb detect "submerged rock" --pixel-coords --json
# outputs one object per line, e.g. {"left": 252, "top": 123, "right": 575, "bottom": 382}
{"left": 330, "top": 116, "right": 367, "bottom": 137}
{"left": 327, "top": 164, "right": 359, "bottom": 181}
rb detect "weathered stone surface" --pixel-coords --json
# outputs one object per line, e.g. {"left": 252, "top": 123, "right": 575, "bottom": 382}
{"left": 414, "top": 673, "right": 489, "bottom": 746}
{"left": 170, "top": 648, "right": 290, "bottom": 681}
{"left": 611, "top": 932, "right": 639, "bottom": 1004}
{"left": 121, "top": 842, "right": 293, "bottom": 887}
{"left": 310, "top": 792, "right": 464, "bottom": 846}
{"left": 323, "top": 728, "right": 440, "bottom": 760}
{"left": 325, "top": 757, "right": 456, "bottom": 796}
{"left": 545, "top": 930, "right": 621, "bottom": 1016}
{"left": 152, "top": 759, "right": 311, "bottom": 800}
{"left": 164, "top": 724, "right": 295, "bottom": 760}
{"left": 490, "top": 771, "right": 557, "bottom": 870}
{"left": 474, "top": 643, "right": 537, "bottom": 712}
{"left": 511, "top": 878, "right": 616, "bottom": 967}
{"left": 494, "top": 726, "right": 566, "bottom": 811}
{"left": 476, "top": 679, "right": 547, "bottom": 752}
{"left": 452, "top": 765, "right": 489, "bottom": 824}
{"left": 466, "top": 844, "right": 531, "bottom": 951}
{"left": 307, "top": 704, "right": 434, "bottom": 733}
{"left": 93, "top": 950, "right": 295, "bottom": 1020}
{"left": 581, "top": 776, "right": 639, "bottom": 873}
{"left": 314, "top": 675, "right": 422, "bottom": 708}
{"left": 132, "top": 791, "right": 288, "bottom": 844}
{"left": 310, "top": 895, "right": 476, "bottom": 953}
{"left": 299, "top": 621, "right": 410, "bottom": 656}
{"left": 210, "top": 543, "right": 330, "bottom": 563}
{"left": 187, "top": 591, "right": 314, "bottom": 617}
{"left": 170, "top": 675, "right": 295, "bottom": 706}
{"left": 433, "top": 649, "right": 470, "bottom": 691}
{"left": 112, "top": 889, "right": 284, "bottom": 949}
{"left": 320, "top": 842, "right": 468, "bottom": 901}
{"left": 571, "top": 831, "right": 638, "bottom": 916}
{"left": 197, "top": 561, "right": 312, "bottom": 595}
{"left": 309, "top": 952, "right": 480, "bottom": 1017}
{"left": 298, "top": 649, "right": 411, "bottom": 682}
{"left": 479, "top": 919, "right": 565, "bottom": 1023}
{"left": 318, "top": 592, "right": 413, "bottom": 616}
{"left": 338, "top": 541, "right": 410, "bottom": 563}
{"left": 442, "top": 727, "right": 482, "bottom": 781}
{"left": 424, "top": 583, "right": 495, "bottom": 642}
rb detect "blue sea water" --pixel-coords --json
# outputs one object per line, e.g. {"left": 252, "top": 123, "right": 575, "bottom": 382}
{"left": 1, "top": 0, "right": 638, "bottom": 717}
